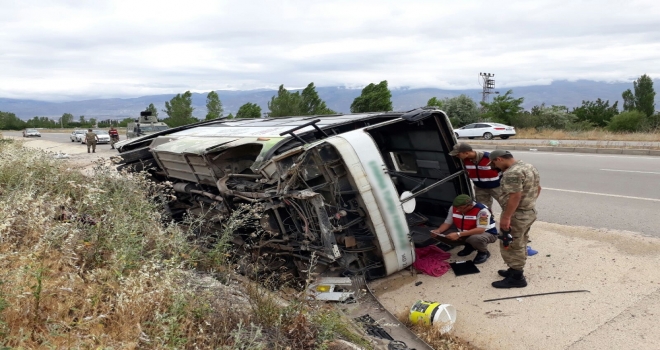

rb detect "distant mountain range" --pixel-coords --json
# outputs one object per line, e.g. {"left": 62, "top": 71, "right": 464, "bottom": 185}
{"left": 2, "top": 79, "right": 659, "bottom": 120}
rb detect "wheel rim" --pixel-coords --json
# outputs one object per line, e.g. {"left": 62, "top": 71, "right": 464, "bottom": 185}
{"left": 484, "top": 133, "right": 493, "bottom": 140}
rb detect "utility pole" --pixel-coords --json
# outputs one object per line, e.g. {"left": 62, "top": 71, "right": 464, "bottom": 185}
{"left": 479, "top": 72, "right": 498, "bottom": 104}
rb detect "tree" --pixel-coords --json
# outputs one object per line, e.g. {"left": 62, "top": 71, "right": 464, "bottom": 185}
{"left": 480, "top": 90, "right": 524, "bottom": 125}
{"left": 89, "top": 118, "right": 97, "bottom": 127}
{"left": 533, "top": 105, "right": 575, "bottom": 129}
{"left": 572, "top": 99, "right": 619, "bottom": 127}
{"left": 426, "top": 97, "right": 444, "bottom": 108}
{"left": 79, "top": 115, "right": 86, "bottom": 124}
{"left": 205, "top": 91, "right": 224, "bottom": 120}
{"left": 432, "top": 95, "right": 479, "bottom": 127}
{"left": 226, "top": 113, "right": 234, "bottom": 119}
{"left": 146, "top": 103, "right": 159, "bottom": 119}
{"left": 118, "top": 117, "right": 135, "bottom": 127}
{"left": 0, "top": 111, "right": 26, "bottom": 130}
{"left": 622, "top": 74, "right": 656, "bottom": 117}
{"left": 268, "top": 85, "right": 303, "bottom": 117}
{"left": 300, "top": 83, "right": 335, "bottom": 115}
{"left": 350, "top": 81, "right": 393, "bottom": 113}
{"left": 633, "top": 74, "right": 656, "bottom": 117}
{"left": 163, "top": 91, "right": 197, "bottom": 127}
{"left": 236, "top": 103, "right": 262, "bottom": 119}
{"left": 61, "top": 113, "right": 74, "bottom": 127}
{"left": 622, "top": 89, "right": 635, "bottom": 112}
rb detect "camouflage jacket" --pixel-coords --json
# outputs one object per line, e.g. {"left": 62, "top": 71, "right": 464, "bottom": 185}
{"left": 500, "top": 161, "right": 540, "bottom": 210}
{"left": 85, "top": 132, "right": 97, "bottom": 142}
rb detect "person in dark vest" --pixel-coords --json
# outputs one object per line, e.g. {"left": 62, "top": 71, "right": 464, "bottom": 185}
{"left": 449, "top": 143, "right": 503, "bottom": 210}
{"left": 109, "top": 126, "right": 119, "bottom": 149}
{"left": 430, "top": 194, "right": 498, "bottom": 264}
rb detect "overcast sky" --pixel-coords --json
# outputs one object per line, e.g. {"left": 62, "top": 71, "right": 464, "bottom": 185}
{"left": 1, "top": 0, "right": 659, "bottom": 101}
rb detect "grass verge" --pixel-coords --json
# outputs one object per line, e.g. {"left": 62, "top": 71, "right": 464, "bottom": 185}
{"left": 514, "top": 128, "right": 660, "bottom": 142}
{"left": 0, "top": 139, "right": 371, "bottom": 349}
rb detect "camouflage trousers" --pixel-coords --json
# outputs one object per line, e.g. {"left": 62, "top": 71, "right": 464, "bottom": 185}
{"left": 500, "top": 209, "right": 537, "bottom": 270}
{"left": 474, "top": 186, "right": 503, "bottom": 210}
{"left": 87, "top": 141, "right": 97, "bottom": 153}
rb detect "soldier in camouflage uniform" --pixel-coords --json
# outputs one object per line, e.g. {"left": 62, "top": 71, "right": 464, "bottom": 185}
{"left": 85, "top": 129, "right": 98, "bottom": 153}
{"left": 488, "top": 150, "right": 541, "bottom": 288}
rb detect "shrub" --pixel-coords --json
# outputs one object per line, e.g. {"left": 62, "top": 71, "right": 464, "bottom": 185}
{"left": 607, "top": 111, "right": 647, "bottom": 132}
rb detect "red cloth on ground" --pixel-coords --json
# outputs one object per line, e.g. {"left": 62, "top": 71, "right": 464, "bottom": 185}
{"left": 413, "top": 246, "right": 451, "bottom": 277}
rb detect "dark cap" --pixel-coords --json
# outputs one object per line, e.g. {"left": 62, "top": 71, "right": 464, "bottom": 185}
{"left": 452, "top": 194, "right": 473, "bottom": 207}
{"left": 488, "top": 150, "right": 512, "bottom": 162}
{"left": 449, "top": 143, "right": 473, "bottom": 156}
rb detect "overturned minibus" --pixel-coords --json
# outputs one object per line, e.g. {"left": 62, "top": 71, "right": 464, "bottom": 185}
{"left": 116, "top": 108, "right": 473, "bottom": 280}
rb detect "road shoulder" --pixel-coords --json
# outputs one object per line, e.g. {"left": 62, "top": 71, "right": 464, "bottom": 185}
{"left": 369, "top": 222, "right": 660, "bottom": 350}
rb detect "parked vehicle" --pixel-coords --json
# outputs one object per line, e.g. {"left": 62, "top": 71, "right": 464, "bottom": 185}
{"left": 22, "top": 128, "right": 41, "bottom": 137}
{"left": 126, "top": 110, "right": 170, "bottom": 139}
{"left": 70, "top": 130, "right": 86, "bottom": 142}
{"left": 116, "top": 108, "right": 473, "bottom": 280}
{"left": 81, "top": 130, "right": 111, "bottom": 144}
{"left": 454, "top": 122, "right": 516, "bottom": 140}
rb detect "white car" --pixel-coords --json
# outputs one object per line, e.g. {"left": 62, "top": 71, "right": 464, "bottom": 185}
{"left": 70, "top": 130, "right": 86, "bottom": 142}
{"left": 81, "top": 130, "right": 111, "bottom": 144}
{"left": 454, "top": 122, "right": 516, "bottom": 140}
{"left": 22, "top": 128, "right": 41, "bottom": 137}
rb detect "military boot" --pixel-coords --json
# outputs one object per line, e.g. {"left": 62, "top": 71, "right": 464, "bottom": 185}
{"left": 473, "top": 250, "right": 490, "bottom": 264}
{"left": 457, "top": 244, "right": 475, "bottom": 256}
{"left": 498, "top": 268, "right": 515, "bottom": 277}
{"left": 492, "top": 269, "right": 527, "bottom": 288}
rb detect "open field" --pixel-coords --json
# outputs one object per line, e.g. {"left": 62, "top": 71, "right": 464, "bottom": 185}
{"left": 515, "top": 128, "right": 660, "bottom": 141}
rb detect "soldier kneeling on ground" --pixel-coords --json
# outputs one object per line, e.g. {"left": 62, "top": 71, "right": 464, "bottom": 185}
{"left": 430, "top": 194, "right": 498, "bottom": 264}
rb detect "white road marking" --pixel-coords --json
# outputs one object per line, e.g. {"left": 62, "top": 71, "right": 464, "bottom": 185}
{"left": 544, "top": 188, "right": 660, "bottom": 202}
{"left": 600, "top": 169, "right": 660, "bottom": 175}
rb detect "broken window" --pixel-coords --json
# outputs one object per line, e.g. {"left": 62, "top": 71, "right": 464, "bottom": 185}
{"left": 389, "top": 152, "right": 418, "bottom": 173}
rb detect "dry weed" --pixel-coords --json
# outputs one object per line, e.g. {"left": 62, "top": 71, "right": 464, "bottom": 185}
{"left": 515, "top": 128, "right": 660, "bottom": 142}
{"left": 396, "top": 311, "right": 480, "bottom": 350}
{"left": 0, "top": 140, "right": 369, "bottom": 349}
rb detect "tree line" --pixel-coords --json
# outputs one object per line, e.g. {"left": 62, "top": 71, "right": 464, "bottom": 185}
{"left": 1, "top": 75, "right": 657, "bottom": 132}
{"left": 427, "top": 74, "right": 658, "bottom": 133}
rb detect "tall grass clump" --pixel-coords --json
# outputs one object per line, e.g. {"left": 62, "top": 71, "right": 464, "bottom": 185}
{"left": 0, "top": 140, "right": 370, "bottom": 349}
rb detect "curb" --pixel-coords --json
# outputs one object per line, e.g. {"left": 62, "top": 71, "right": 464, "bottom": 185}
{"left": 471, "top": 143, "right": 660, "bottom": 156}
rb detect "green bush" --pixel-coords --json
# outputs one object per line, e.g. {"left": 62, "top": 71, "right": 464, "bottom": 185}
{"left": 508, "top": 112, "right": 539, "bottom": 129}
{"left": 607, "top": 111, "right": 647, "bottom": 132}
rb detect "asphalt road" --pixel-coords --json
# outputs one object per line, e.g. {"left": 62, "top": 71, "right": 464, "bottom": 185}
{"left": 482, "top": 149, "right": 660, "bottom": 236}
{"left": 7, "top": 132, "right": 660, "bottom": 236}
{"left": 5, "top": 131, "right": 89, "bottom": 144}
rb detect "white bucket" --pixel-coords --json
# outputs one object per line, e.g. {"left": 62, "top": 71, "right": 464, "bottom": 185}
{"left": 409, "top": 300, "right": 457, "bottom": 334}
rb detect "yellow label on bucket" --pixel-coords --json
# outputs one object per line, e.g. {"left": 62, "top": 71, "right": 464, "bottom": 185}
{"left": 409, "top": 300, "right": 441, "bottom": 326}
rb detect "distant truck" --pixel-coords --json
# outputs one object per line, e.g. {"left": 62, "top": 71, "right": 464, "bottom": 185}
{"left": 126, "top": 110, "right": 170, "bottom": 139}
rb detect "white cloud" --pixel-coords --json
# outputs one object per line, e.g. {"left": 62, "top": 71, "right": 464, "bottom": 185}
{"left": 1, "top": 0, "right": 659, "bottom": 100}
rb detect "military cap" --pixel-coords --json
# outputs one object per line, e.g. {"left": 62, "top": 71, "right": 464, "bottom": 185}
{"left": 452, "top": 194, "right": 473, "bottom": 207}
